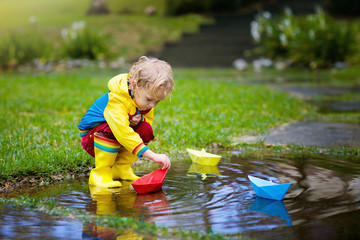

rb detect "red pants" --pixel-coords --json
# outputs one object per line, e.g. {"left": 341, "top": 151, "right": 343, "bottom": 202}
{"left": 81, "top": 122, "right": 154, "bottom": 157}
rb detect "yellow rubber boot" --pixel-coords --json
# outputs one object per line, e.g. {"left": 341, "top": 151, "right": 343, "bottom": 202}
{"left": 89, "top": 133, "right": 122, "bottom": 188}
{"left": 112, "top": 148, "right": 140, "bottom": 181}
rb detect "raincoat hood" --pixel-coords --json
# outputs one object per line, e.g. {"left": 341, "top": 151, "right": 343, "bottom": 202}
{"left": 107, "top": 73, "right": 131, "bottom": 98}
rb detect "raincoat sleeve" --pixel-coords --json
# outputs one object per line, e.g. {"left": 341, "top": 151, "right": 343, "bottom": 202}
{"left": 142, "top": 108, "right": 154, "bottom": 125}
{"left": 104, "top": 92, "right": 149, "bottom": 157}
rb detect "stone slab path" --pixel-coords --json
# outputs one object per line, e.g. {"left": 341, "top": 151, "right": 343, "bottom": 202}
{"left": 240, "top": 85, "right": 360, "bottom": 148}
{"left": 264, "top": 122, "right": 360, "bottom": 148}
{"left": 272, "top": 85, "right": 360, "bottom": 99}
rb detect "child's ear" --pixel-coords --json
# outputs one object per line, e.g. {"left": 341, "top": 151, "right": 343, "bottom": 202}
{"left": 130, "top": 81, "right": 137, "bottom": 90}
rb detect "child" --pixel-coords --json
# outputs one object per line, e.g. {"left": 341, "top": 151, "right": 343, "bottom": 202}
{"left": 78, "top": 56, "right": 174, "bottom": 188}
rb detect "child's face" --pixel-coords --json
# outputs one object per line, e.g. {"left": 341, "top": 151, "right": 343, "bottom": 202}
{"left": 133, "top": 86, "right": 163, "bottom": 111}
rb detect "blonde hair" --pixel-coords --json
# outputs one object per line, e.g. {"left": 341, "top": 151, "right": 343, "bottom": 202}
{"left": 129, "top": 56, "right": 174, "bottom": 100}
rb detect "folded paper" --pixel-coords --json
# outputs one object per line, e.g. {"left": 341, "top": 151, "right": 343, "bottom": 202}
{"left": 186, "top": 148, "right": 222, "bottom": 166}
{"left": 248, "top": 175, "right": 291, "bottom": 200}
{"left": 131, "top": 168, "right": 168, "bottom": 194}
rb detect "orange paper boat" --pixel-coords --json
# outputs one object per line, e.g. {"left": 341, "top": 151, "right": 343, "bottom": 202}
{"left": 131, "top": 168, "right": 168, "bottom": 194}
{"left": 186, "top": 148, "right": 222, "bottom": 166}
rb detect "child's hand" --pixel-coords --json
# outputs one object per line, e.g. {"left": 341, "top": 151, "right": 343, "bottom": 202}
{"left": 130, "top": 114, "right": 141, "bottom": 127}
{"left": 142, "top": 150, "right": 171, "bottom": 169}
{"left": 152, "top": 153, "right": 171, "bottom": 169}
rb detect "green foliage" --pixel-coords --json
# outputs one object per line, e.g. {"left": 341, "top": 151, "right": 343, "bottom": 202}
{"left": 60, "top": 21, "right": 112, "bottom": 60}
{"left": 0, "top": 0, "right": 209, "bottom": 65}
{"left": 251, "top": 8, "right": 359, "bottom": 68}
{"left": 0, "top": 30, "right": 52, "bottom": 69}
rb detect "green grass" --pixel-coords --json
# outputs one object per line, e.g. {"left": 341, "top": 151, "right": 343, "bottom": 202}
{"left": 153, "top": 74, "right": 313, "bottom": 151}
{"left": 0, "top": 0, "right": 168, "bottom": 27}
{"left": 0, "top": 68, "right": 315, "bottom": 185}
{"left": 0, "top": 0, "right": 212, "bottom": 61}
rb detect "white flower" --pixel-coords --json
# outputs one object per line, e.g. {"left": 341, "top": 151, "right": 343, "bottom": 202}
{"left": 251, "top": 21, "right": 260, "bottom": 41}
{"left": 308, "top": 30, "right": 315, "bottom": 39}
{"left": 262, "top": 11, "right": 271, "bottom": 19}
{"left": 71, "top": 21, "right": 86, "bottom": 30}
{"left": 61, "top": 29, "right": 68, "bottom": 39}
{"left": 259, "top": 58, "right": 273, "bottom": 67}
{"left": 284, "top": 7, "right": 292, "bottom": 16}
{"left": 233, "top": 59, "right": 248, "bottom": 71}
{"left": 275, "top": 61, "right": 286, "bottom": 70}
{"left": 253, "top": 60, "right": 262, "bottom": 72}
{"left": 283, "top": 18, "right": 291, "bottom": 26}
{"left": 280, "top": 34, "right": 287, "bottom": 46}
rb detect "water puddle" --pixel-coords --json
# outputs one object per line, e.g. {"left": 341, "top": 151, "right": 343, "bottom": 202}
{"left": 1, "top": 153, "right": 359, "bottom": 239}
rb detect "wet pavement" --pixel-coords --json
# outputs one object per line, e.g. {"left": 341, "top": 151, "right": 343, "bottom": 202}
{"left": 272, "top": 85, "right": 360, "bottom": 100}
{"left": 317, "top": 100, "right": 360, "bottom": 113}
{"left": 239, "top": 85, "right": 360, "bottom": 148}
{"left": 264, "top": 122, "right": 360, "bottom": 148}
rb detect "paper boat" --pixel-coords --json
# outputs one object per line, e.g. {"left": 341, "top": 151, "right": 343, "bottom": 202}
{"left": 248, "top": 175, "right": 291, "bottom": 200}
{"left": 131, "top": 168, "right": 168, "bottom": 194}
{"left": 186, "top": 148, "right": 222, "bottom": 166}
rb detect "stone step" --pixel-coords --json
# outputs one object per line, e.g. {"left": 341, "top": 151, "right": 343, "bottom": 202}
{"left": 149, "top": 0, "right": 326, "bottom": 67}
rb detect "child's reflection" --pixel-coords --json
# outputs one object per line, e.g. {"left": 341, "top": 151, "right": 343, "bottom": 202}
{"left": 83, "top": 183, "right": 170, "bottom": 239}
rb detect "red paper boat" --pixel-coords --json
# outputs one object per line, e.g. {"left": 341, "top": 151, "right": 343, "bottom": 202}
{"left": 131, "top": 168, "right": 168, "bottom": 194}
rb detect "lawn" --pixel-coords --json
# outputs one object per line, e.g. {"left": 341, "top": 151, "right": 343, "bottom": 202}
{"left": 0, "top": 67, "right": 316, "bottom": 186}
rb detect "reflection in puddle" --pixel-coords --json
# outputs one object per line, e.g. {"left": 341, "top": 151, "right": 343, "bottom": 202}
{"left": 249, "top": 197, "right": 292, "bottom": 226}
{"left": 133, "top": 190, "right": 170, "bottom": 215}
{"left": 187, "top": 162, "right": 220, "bottom": 180}
{"left": 1, "top": 153, "right": 359, "bottom": 239}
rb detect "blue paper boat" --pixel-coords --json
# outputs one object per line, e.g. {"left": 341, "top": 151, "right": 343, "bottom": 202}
{"left": 248, "top": 175, "right": 291, "bottom": 200}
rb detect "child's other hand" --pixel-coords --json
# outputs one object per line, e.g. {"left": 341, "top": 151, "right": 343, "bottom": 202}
{"left": 130, "top": 114, "right": 141, "bottom": 127}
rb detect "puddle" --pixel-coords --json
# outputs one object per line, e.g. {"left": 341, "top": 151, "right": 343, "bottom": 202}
{"left": 0, "top": 153, "right": 359, "bottom": 239}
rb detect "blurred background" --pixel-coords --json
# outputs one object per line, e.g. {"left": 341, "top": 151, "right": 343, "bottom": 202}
{"left": 0, "top": 0, "right": 359, "bottom": 71}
